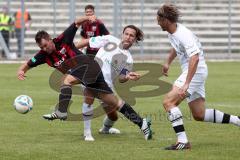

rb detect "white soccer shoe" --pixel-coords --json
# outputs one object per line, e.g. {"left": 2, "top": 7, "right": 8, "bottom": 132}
{"left": 84, "top": 130, "right": 95, "bottom": 141}
{"left": 141, "top": 118, "right": 152, "bottom": 140}
{"left": 99, "top": 127, "right": 121, "bottom": 134}
{"left": 84, "top": 134, "right": 95, "bottom": 141}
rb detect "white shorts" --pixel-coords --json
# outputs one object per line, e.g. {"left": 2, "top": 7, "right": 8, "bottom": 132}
{"left": 174, "top": 67, "right": 208, "bottom": 103}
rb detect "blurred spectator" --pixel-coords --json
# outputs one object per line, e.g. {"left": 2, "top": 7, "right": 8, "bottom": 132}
{"left": 14, "top": 9, "right": 31, "bottom": 57}
{"left": 0, "top": 6, "right": 13, "bottom": 58}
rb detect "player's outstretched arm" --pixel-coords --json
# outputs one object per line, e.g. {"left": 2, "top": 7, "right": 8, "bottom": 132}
{"left": 162, "top": 48, "right": 177, "bottom": 76}
{"left": 75, "top": 38, "right": 90, "bottom": 49}
{"left": 17, "top": 62, "right": 31, "bottom": 80}
{"left": 75, "top": 15, "right": 96, "bottom": 28}
{"left": 119, "top": 71, "right": 141, "bottom": 83}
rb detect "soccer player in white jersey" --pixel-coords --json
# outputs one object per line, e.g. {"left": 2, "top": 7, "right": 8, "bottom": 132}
{"left": 76, "top": 25, "right": 152, "bottom": 141}
{"left": 157, "top": 3, "right": 240, "bottom": 150}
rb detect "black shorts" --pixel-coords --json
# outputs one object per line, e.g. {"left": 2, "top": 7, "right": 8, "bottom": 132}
{"left": 67, "top": 55, "right": 113, "bottom": 94}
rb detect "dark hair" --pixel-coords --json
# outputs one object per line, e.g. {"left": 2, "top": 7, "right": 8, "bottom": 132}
{"left": 85, "top": 4, "right": 95, "bottom": 11}
{"left": 35, "top": 30, "right": 51, "bottom": 44}
{"left": 123, "top": 25, "right": 144, "bottom": 43}
{"left": 157, "top": 3, "right": 180, "bottom": 23}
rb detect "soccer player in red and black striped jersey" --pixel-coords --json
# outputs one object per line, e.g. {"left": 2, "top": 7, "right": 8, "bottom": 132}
{"left": 17, "top": 16, "right": 96, "bottom": 75}
{"left": 76, "top": 4, "right": 109, "bottom": 56}
{"left": 17, "top": 16, "right": 152, "bottom": 141}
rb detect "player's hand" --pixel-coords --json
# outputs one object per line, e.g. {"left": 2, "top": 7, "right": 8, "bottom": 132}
{"left": 126, "top": 72, "right": 141, "bottom": 81}
{"left": 162, "top": 64, "right": 169, "bottom": 76}
{"left": 88, "top": 15, "right": 96, "bottom": 22}
{"left": 17, "top": 70, "right": 26, "bottom": 80}
{"left": 178, "top": 83, "right": 189, "bottom": 99}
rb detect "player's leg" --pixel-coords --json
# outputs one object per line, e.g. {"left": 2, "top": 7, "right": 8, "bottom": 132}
{"left": 99, "top": 102, "right": 120, "bottom": 134}
{"left": 83, "top": 88, "right": 121, "bottom": 135}
{"left": 189, "top": 97, "right": 240, "bottom": 126}
{"left": 119, "top": 101, "right": 153, "bottom": 140}
{"left": 43, "top": 74, "right": 80, "bottom": 120}
{"left": 164, "top": 69, "right": 209, "bottom": 150}
{"left": 98, "top": 92, "right": 152, "bottom": 140}
{"left": 163, "top": 86, "right": 191, "bottom": 150}
{"left": 82, "top": 87, "right": 95, "bottom": 141}
{"left": 188, "top": 97, "right": 205, "bottom": 120}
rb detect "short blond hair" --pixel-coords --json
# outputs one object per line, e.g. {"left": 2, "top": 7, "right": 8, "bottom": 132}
{"left": 157, "top": 3, "right": 180, "bottom": 23}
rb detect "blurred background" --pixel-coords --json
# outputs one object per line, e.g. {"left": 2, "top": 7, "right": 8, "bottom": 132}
{"left": 0, "top": 0, "right": 239, "bottom": 60}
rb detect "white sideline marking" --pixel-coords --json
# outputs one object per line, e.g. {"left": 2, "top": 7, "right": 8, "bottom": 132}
{"left": 0, "top": 60, "right": 25, "bottom": 64}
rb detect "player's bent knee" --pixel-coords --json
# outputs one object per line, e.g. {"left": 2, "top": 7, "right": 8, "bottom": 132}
{"left": 63, "top": 75, "right": 79, "bottom": 85}
{"left": 162, "top": 98, "right": 173, "bottom": 111}
{"left": 192, "top": 114, "right": 204, "bottom": 121}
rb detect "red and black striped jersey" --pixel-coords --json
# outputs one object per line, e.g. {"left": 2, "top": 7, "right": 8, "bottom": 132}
{"left": 28, "top": 23, "right": 83, "bottom": 73}
{"left": 80, "top": 19, "right": 109, "bottom": 55}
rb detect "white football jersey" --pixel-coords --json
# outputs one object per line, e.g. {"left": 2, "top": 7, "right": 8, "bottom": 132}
{"left": 168, "top": 23, "right": 207, "bottom": 72}
{"left": 89, "top": 35, "right": 133, "bottom": 88}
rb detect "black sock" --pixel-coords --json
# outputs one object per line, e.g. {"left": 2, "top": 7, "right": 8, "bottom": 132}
{"left": 119, "top": 103, "right": 143, "bottom": 128}
{"left": 58, "top": 85, "right": 72, "bottom": 113}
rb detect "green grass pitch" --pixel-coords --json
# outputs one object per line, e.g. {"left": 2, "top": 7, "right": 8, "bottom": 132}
{"left": 0, "top": 62, "right": 240, "bottom": 160}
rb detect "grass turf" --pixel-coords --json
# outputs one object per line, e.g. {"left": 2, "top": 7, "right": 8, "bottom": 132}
{"left": 0, "top": 62, "right": 240, "bottom": 160}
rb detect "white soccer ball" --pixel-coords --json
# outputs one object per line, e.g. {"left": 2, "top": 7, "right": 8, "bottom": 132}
{"left": 13, "top": 95, "right": 33, "bottom": 114}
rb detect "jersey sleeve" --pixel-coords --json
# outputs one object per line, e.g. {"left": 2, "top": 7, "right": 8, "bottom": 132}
{"left": 27, "top": 51, "right": 46, "bottom": 68}
{"left": 80, "top": 25, "right": 86, "bottom": 38}
{"left": 60, "top": 23, "right": 78, "bottom": 45}
{"left": 89, "top": 35, "right": 110, "bottom": 48}
{"left": 99, "top": 23, "right": 110, "bottom": 35}
{"left": 180, "top": 32, "right": 200, "bottom": 57}
{"left": 120, "top": 56, "right": 133, "bottom": 75}
{"left": 120, "top": 63, "right": 133, "bottom": 75}
{"left": 125, "top": 62, "right": 133, "bottom": 72}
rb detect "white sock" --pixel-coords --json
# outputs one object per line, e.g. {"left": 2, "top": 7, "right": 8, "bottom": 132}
{"left": 102, "top": 116, "right": 115, "bottom": 131}
{"left": 168, "top": 107, "right": 188, "bottom": 143}
{"left": 204, "top": 108, "right": 240, "bottom": 125}
{"left": 82, "top": 103, "right": 93, "bottom": 134}
{"left": 204, "top": 109, "right": 223, "bottom": 123}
